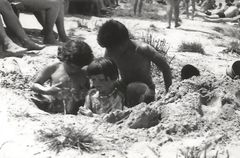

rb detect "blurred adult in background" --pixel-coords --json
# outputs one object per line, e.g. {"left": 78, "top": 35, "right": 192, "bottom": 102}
{"left": 166, "top": 0, "right": 181, "bottom": 28}
{"left": 0, "top": 0, "right": 44, "bottom": 54}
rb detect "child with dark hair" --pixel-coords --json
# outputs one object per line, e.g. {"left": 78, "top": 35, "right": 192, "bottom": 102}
{"left": 31, "top": 39, "right": 94, "bottom": 115}
{"left": 97, "top": 20, "right": 172, "bottom": 107}
{"left": 78, "top": 57, "right": 124, "bottom": 116}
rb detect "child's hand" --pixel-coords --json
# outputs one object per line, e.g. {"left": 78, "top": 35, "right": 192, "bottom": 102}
{"left": 45, "top": 82, "right": 62, "bottom": 95}
{"left": 78, "top": 107, "right": 93, "bottom": 117}
{"left": 45, "top": 86, "right": 61, "bottom": 95}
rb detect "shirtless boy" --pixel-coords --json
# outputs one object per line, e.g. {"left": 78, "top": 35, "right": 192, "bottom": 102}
{"left": 31, "top": 39, "right": 94, "bottom": 114}
{"left": 97, "top": 20, "right": 172, "bottom": 107}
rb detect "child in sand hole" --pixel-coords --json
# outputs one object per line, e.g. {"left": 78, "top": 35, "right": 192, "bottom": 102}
{"left": 31, "top": 39, "right": 94, "bottom": 115}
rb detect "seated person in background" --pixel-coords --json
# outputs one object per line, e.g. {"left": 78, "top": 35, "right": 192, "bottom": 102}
{"left": 0, "top": 0, "right": 44, "bottom": 51}
{"left": 204, "top": 14, "right": 240, "bottom": 22}
{"left": 197, "top": 0, "right": 238, "bottom": 18}
{"left": 205, "top": 1, "right": 240, "bottom": 19}
{"left": 0, "top": 16, "right": 26, "bottom": 54}
{"left": 10, "top": 0, "right": 69, "bottom": 44}
{"left": 97, "top": 20, "right": 172, "bottom": 107}
{"left": 200, "top": 0, "right": 217, "bottom": 12}
{"left": 31, "top": 39, "right": 94, "bottom": 115}
{"left": 78, "top": 57, "right": 125, "bottom": 116}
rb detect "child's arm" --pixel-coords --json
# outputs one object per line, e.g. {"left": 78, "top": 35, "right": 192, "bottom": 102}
{"left": 31, "top": 63, "right": 61, "bottom": 95}
{"left": 78, "top": 93, "right": 93, "bottom": 117}
{"left": 141, "top": 44, "right": 172, "bottom": 92}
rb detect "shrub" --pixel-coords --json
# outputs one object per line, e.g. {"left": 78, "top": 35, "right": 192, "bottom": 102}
{"left": 220, "top": 40, "right": 240, "bottom": 55}
{"left": 213, "top": 26, "right": 240, "bottom": 40}
{"left": 178, "top": 42, "right": 205, "bottom": 54}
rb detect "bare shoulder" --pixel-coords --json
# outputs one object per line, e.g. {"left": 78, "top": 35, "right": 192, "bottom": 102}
{"left": 40, "top": 62, "right": 62, "bottom": 74}
{"left": 132, "top": 40, "right": 156, "bottom": 56}
{"left": 133, "top": 40, "right": 149, "bottom": 50}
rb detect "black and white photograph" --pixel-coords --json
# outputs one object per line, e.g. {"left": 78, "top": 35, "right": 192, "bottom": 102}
{"left": 1, "top": 0, "right": 240, "bottom": 157}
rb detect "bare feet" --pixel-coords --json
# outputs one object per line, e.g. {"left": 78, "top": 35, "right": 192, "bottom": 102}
{"left": 1, "top": 42, "right": 26, "bottom": 57}
{"left": 4, "top": 42, "right": 27, "bottom": 54}
{"left": 175, "top": 23, "right": 181, "bottom": 28}
{"left": 40, "top": 29, "right": 58, "bottom": 39}
{"left": 23, "top": 40, "right": 45, "bottom": 51}
{"left": 59, "top": 35, "right": 70, "bottom": 43}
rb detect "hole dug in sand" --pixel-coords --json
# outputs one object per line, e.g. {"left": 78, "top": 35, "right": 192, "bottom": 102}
{"left": 200, "top": 90, "right": 240, "bottom": 120}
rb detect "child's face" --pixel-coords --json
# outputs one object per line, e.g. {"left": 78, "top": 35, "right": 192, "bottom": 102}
{"left": 90, "top": 74, "right": 114, "bottom": 94}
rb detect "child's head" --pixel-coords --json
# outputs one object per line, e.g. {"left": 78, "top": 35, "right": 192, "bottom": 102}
{"left": 58, "top": 39, "right": 94, "bottom": 68}
{"left": 97, "top": 20, "right": 129, "bottom": 48}
{"left": 87, "top": 57, "right": 119, "bottom": 93}
{"left": 87, "top": 57, "right": 118, "bottom": 80}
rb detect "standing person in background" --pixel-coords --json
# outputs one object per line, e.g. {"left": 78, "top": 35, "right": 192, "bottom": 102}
{"left": 184, "top": 0, "right": 196, "bottom": 19}
{"left": 134, "top": 0, "right": 144, "bottom": 16}
{"left": 166, "top": 0, "right": 181, "bottom": 28}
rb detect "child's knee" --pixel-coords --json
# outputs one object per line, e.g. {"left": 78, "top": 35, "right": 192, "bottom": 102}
{"left": 126, "top": 82, "right": 154, "bottom": 107}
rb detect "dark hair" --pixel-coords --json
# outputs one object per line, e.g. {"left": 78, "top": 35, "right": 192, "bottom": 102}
{"left": 181, "top": 64, "right": 200, "bottom": 80}
{"left": 87, "top": 57, "right": 119, "bottom": 80}
{"left": 97, "top": 20, "right": 129, "bottom": 48}
{"left": 57, "top": 39, "right": 94, "bottom": 67}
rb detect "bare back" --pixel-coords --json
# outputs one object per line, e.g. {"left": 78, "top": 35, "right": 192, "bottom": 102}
{"left": 35, "top": 62, "right": 89, "bottom": 91}
{"left": 105, "top": 40, "right": 172, "bottom": 91}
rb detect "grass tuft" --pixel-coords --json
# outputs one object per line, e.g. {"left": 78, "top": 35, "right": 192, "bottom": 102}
{"left": 213, "top": 26, "right": 240, "bottom": 39}
{"left": 178, "top": 42, "right": 205, "bottom": 54}
{"left": 220, "top": 40, "right": 240, "bottom": 55}
{"left": 142, "top": 31, "right": 169, "bottom": 56}
{"left": 37, "top": 126, "right": 95, "bottom": 153}
{"left": 177, "top": 146, "right": 230, "bottom": 158}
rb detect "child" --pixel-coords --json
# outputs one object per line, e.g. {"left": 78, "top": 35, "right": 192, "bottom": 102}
{"left": 97, "top": 20, "right": 172, "bottom": 107}
{"left": 31, "top": 39, "right": 94, "bottom": 115}
{"left": 78, "top": 57, "right": 124, "bottom": 116}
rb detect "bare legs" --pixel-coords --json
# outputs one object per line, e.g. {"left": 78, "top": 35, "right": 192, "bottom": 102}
{"left": 166, "top": 0, "right": 181, "bottom": 28}
{"left": 56, "top": 0, "right": 69, "bottom": 42}
{"left": 21, "top": 0, "right": 69, "bottom": 44}
{"left": 134, "top": 0, "right": 143, "bottom": 16}
{"left": 0, "top": 17, "right": 26, "bottom": 53}
{"left": 0, "top": 0, "right": 44, "bottom": 50}
{"left": 185, "top": 0, "right": 196, "bottom": 19}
